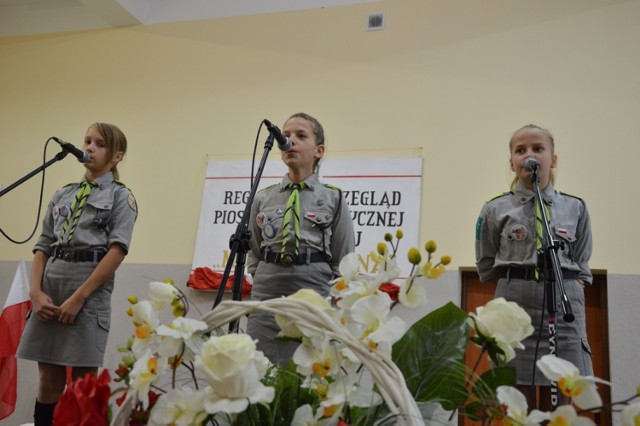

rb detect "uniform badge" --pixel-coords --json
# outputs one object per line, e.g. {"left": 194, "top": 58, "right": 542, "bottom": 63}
{"left": 305, "top": 212, "right": 316, "bottom": 219}
{"left": 264, "top": 222, "right": 277, "bottom": 239}
{"left": 504, "top": 224, "right": 528, "bottom": 241}
{"left": 127, "top": 193, "right": 137, "bottom": 212}
{"left": 53, "top": 202, "right": 70, "bottom": 219}
{"left": 256, "top": 212, "right": 266, "bottom": 228}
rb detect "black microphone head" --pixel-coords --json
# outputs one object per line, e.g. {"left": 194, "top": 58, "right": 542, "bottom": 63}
{"left": 523, "top": 156, "right": 539, "bottom": 172}
{"left": 277, "top": 137, "right": 292, "bottom": 151}
{"left": 263, "top": 119, "right": 292, "bottom": 151}
{"left": 78, "top": 150, "right": 91, "bottom": 163}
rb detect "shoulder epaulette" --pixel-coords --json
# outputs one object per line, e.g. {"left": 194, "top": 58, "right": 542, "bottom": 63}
{"left": 486, "top": 191, "right": 512, "bottom": 203}
{"left": 259, "top": 183, "right": 278, "bottom": 192}
{"left": 559, "top": 191, "right": 584, "bottom": 202}
{"left": 324, "top": 183, "right": 342, "bottom": 191}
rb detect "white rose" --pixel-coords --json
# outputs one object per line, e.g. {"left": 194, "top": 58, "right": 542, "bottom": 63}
{"left": 468, "top": 297, "right": 534, "bottom": 363}
{"left": 195, "top": 334, "right": 274, "bottom": 414}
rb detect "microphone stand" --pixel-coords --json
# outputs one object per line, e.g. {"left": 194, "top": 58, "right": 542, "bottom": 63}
{"left": 531, "top": 169, "right": 574, "bottom": 409}
{"left": 211, "top": 134, "right": 276, "bottom": 334}
{"left": 0, "top": 150, "right": 70, "bottom": 199}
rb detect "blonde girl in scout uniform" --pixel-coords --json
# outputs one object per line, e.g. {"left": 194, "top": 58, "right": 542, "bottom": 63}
{"left": 247, "top": 112, "right": 355, "bottom": 365}
{"left": 17, "top": 123, "right": 137, "bottom": 426}
{"left": 475, "top": 124, "right": 593, "bottom": 411}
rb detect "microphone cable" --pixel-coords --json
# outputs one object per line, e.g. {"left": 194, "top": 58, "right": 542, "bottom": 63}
{"left": 0, "top": 137, "right": 61, "bottom": 244}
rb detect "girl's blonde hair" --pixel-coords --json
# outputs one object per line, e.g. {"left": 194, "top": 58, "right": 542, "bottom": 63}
{"left": 509, "top": 124, "right": 555, "bottom": 190}
{"left": 88, "top": 122, "right": 127, "bottom": 181}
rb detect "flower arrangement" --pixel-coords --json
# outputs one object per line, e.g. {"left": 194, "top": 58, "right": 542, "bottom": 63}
{"left": 52, "top": 231, "right": 639, "bottom": 425}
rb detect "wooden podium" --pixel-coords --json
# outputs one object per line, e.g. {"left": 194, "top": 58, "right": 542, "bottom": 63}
{"left": 459, "top": 267, "right": 611, "bottom": 425}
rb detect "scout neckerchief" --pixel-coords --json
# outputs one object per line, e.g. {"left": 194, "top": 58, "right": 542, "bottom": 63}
{"left": 281, "top": 182, "right": 307, "bottom": 257}
{"left": 60, "top": 181, "right": 97, "bottom": 244}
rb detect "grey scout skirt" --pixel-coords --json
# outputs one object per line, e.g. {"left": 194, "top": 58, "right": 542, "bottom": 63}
{"left": 17, "top": 257, "right": 113, "bottom": 367}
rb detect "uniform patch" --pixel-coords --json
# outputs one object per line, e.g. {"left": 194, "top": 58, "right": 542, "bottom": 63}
{"left": 475, "top": 217, "right": 483, "bottom": 240}
{"left": 557, "top": 227, "right": 568, "bottom": 235}
{"left": 53, "top": 202, "right": 70, "bottom": 219}
{"left": 305, "top": 212, "right": 316, "bottom": 219}
{"left": 127, "top": 193, "right": 137, "bottom": 212}
{"left": 256, "top": 212, "right": 266, "bottom": 228}
{"left": 264, "top": 222, "right": 277, "bottom": 239}
{"left": 504, "top": 224, "right": 528, "bottom": 241}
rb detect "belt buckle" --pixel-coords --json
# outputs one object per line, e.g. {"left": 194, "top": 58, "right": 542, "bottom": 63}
{"left": 281, "top": 253, "right": 294, "bottom": 267}
{"left": 63, "top": 250, "right": 73, "bottom": 262}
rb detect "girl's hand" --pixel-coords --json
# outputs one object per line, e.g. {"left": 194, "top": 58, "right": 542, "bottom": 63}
{"left": 30, "top": 290, "right": 60, "bottom": 322}
{"left": 57, "top": 294, "right": 85, "bottom": 324}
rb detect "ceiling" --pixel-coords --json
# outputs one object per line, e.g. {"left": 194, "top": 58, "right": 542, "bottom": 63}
{"left": 0, "top": 0, "right": 379, "bottom": 38}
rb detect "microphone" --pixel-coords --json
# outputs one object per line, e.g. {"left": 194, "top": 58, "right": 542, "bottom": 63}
{"left": 263, "top": 119, "right": 292, "bottom": 151}
{"left": 52, "top": 137, "right": 90, "bottom": 163}
{"left": 523, "top": 156, "right": 539, "bottom": 172}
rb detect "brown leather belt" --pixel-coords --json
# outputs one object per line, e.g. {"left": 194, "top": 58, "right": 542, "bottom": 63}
{"left": 263, "top": 250, "right": 327, "bottom": 267}
{"left": 53, "top": 248, "right": 106, "bottom": 263}
{"left": 497, "top": 266, "right": 579, "bottom": 281}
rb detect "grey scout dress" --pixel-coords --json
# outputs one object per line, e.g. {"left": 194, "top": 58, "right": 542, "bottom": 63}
{"left": 475, "top": 181, "right": 593, "bottom": 385}
{"left": 246, "top": 173, "right": 355, "bottom": 365}
{"left": 17, "top": 172, "right": 137, "bottom": 367}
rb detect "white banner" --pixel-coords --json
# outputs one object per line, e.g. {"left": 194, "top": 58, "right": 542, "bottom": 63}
{"left": 192, "top": 157, "right": 422, "bottom": 277}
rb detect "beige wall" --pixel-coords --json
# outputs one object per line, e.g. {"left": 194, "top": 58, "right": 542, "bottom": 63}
{"left": 2, "top": 0, "right": 640, "bottom": 272}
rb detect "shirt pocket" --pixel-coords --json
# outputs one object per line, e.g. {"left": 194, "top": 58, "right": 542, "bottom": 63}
{"left": 86, "top": 200, "right": 113, "bottom": 234}
{"left": 302, "top": 209, "right": 334, "bottom": 247}
{"left": 554, "top": 225, "right": 577, "bottom": 262}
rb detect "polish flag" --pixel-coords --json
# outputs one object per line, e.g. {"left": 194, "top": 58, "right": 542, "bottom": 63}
{"left": 0, "top": 259, "right": 32, "bottom": 420}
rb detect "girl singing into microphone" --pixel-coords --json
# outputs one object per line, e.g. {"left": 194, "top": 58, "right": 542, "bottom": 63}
{"left": 475, "top": 124, "right": 594, "bottom": 410}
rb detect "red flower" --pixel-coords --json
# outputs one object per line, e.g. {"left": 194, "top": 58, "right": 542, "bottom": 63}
{"left": 128, "top": 390, "right": 161, "bottom": 426}
{"left": 379, "top": 282, "right": 400, "bottom": 301}
{"left": 53, "top": 369, "right": 111, "bottom": 426}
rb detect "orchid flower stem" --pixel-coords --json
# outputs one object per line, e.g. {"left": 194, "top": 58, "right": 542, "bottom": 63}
{"left": 449, "top": 344, "right": 488, "bottom": 422}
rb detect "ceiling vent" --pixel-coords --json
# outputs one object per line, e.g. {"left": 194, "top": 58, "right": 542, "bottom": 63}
{"left": 367, "top": 13, "right": 385, "bottom": 31}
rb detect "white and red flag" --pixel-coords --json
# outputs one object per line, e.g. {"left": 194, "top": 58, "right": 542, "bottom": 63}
{"left": 0, "top": 259, "right": 32, "bottom": 419}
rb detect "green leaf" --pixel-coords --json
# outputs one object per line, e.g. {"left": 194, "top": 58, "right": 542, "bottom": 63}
{"left": 392, "top": 302, "right": 471, "bottom": 411}
{"left": 472, "top": 366, "right": 516, "bottom": 400}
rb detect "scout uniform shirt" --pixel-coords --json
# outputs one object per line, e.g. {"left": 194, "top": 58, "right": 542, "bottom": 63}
{"left": 247, "top": 173, "right": 354, "bottom": 279}
{"left": 34, "top": 171, "right": 137, "bottom": 256}
{"left": 475, "top": 181, "right": 592, "bottom": 285}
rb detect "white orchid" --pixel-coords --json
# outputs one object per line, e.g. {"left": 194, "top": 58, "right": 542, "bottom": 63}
{"left": 320, "top": 374, "right": 382, "bottom": 412}
{"left": 330, "top": 253, "right": 401, "bottom": 309}
{"left": 621, "top": 402, "right": 640, "bottom": 426}
{"left": 397, "top": 274, "right": 429, "bottom": 309}
{"left": 148, "top": 387, "right": 207, "bottom": 426}
{"left": 537, "top": 355, "right": 609, "bottom": 410}
{"left": 547, "top": 405, "right": 595, "bottom": 426}
{"left": 148, "top": 280, "right": 180, "bottom": 310}
{"left": 496, "top": 385, "right": 550, "bottom": 425}
{"left": 130, "top": 300, "right": 161, "bottom": 357}
{"left": 156, "top": 316, "right": 209, "bottom": 361}
{"left": 293, "top": 334, "right": 342, "bottom": 378}
{"left": 128, "top": 351, "right": 168, "bottom": 407}
{"left": 350, "top": 292, "right": 407, "bottom": 355}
